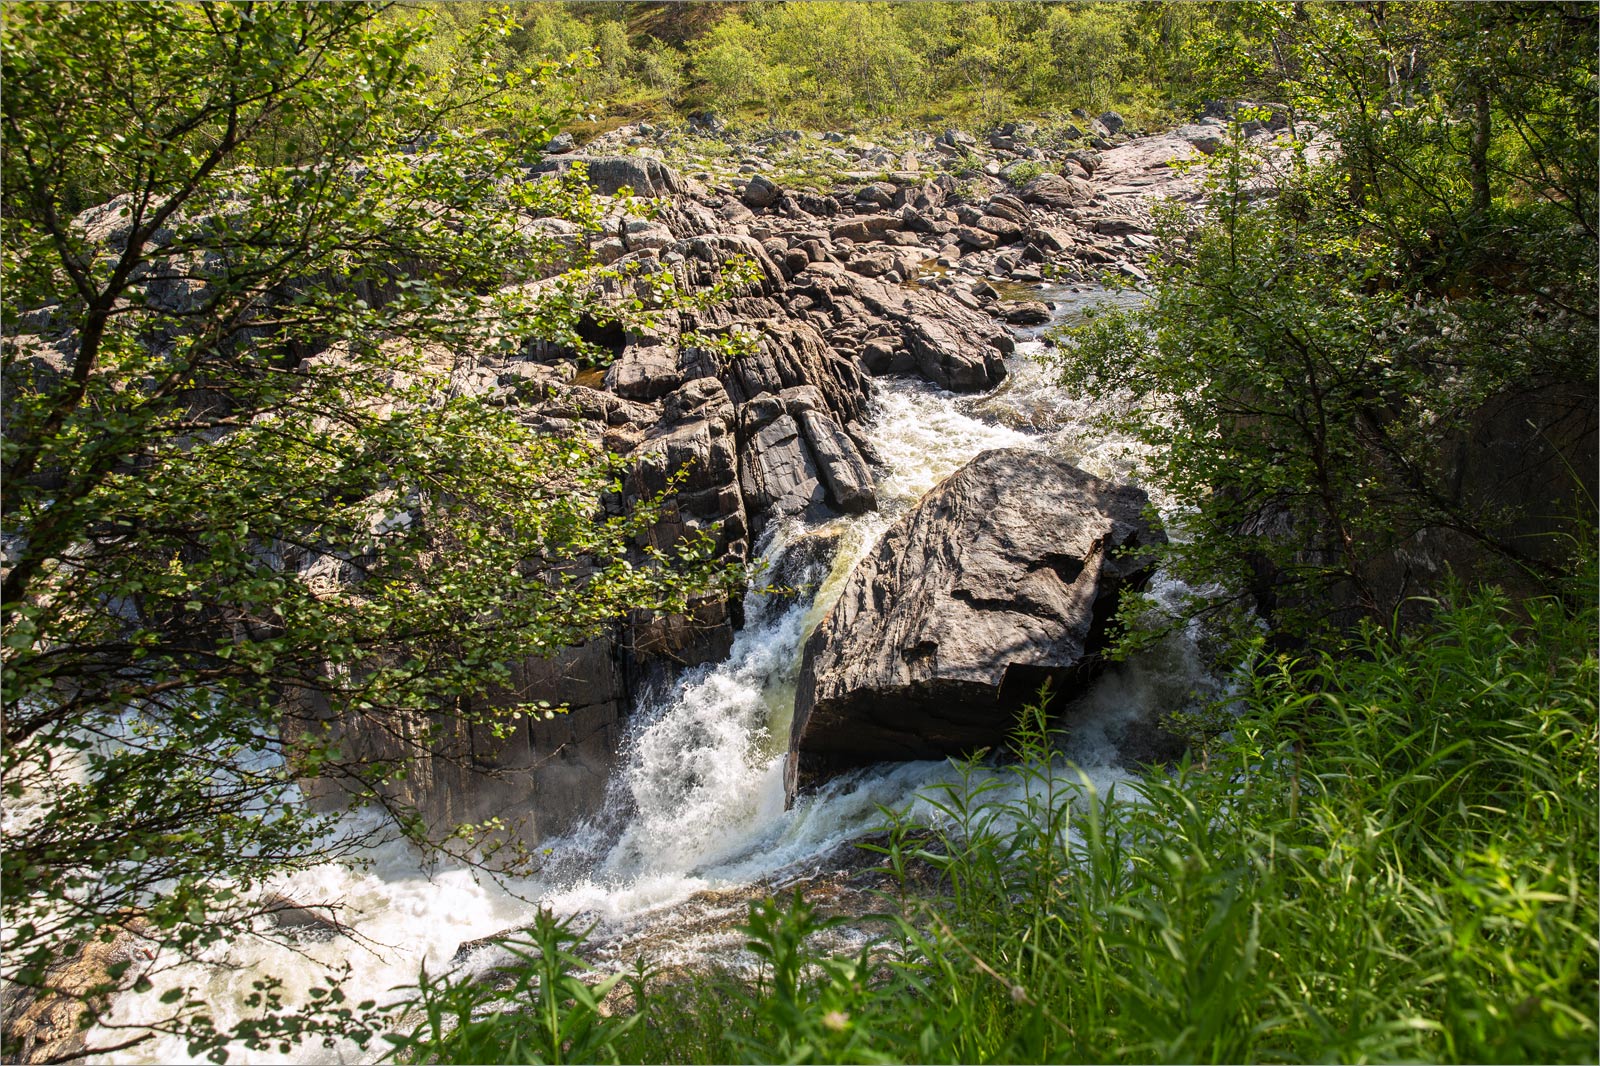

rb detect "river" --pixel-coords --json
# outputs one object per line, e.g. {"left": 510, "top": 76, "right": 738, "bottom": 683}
{"left": 94, "top": 284, "right": 1217, "bottom": 1065}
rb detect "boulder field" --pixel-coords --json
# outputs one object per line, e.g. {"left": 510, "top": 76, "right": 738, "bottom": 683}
{"left": 347, "top": 125, "right": 1208, "bottom": 840}
{"left": 41, "top": 116, "right": 1221, "bottom": 843}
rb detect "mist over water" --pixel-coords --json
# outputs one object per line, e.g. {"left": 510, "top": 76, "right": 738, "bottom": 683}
{"left": 96, "top": 287, "right": 1218, "bottom": 1065}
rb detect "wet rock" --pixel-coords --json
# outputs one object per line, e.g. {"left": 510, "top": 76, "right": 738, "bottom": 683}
{"left": 739, "top": 412, "right": 829, "bottom": 523}
{"left": 975, "top": 214, "right": 1024, "bottom": 242}
{"left": 1, "top": 918, "right": 153, "bottom": 1065}
{"left": 762, "top": 527, "right": 848, "bottom": 607}
{"left": 859, "top": 336, "right": 899, "bottom": 374}
{"left": 260, "top": 893, "right": 346, "bottom": 940}
{"left": 786, "top": 449, "right": 1164, "bottom": 799}
{"left": 812, "top": 270, "right": 1011, "bottom": 392}
{"left": 954, "top": 226, "right": 998, "bottom": 251}
{"left": 1001, "top": 301, "right": 1051, "bottom": 325}
{"left": 793, "top": 403, "right": 876, "bottom": 515}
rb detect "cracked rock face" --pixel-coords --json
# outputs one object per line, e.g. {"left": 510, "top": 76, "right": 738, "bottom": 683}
{"left": 786, "top": 448, "right": 1163, "bottom": 800}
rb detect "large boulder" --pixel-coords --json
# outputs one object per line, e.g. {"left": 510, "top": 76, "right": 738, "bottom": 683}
{"left": 736, "top": 384, "right": 876, "bottom": 533}
{"left": 529, "top": 154, "right": 685, "bottom": 197}
{"left": 742, "top": 174, "right": 781, "bottom": 209}
{"left": 792, "top": 263, "right": 1011, "bottom": 392}
{"left": 1174, "top": 123, "right": 1225, "bottom": 156}
{"left": 1019, "top": 173, "right": 1096, "bottom": 208}
{"left": 786, "top": 449, "right": 1164, "bottom": 799}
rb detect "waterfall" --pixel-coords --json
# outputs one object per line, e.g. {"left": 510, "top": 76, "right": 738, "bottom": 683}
{"left": 93, "top": 285, "right": 1220, "bottom": 1064}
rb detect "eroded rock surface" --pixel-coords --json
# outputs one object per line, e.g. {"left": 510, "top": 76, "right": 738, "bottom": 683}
{"left": 786, "top": 449, "right": 1164, "bottom": 799}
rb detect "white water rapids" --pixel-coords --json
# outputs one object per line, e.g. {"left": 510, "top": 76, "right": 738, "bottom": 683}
{"left": 91, "top": 286, "right": 1219, "bottom": 1064}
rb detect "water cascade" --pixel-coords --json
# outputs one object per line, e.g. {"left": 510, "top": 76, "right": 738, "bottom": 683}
{"left": 95, "top": 287, "right": 1219, "bottom": 1065}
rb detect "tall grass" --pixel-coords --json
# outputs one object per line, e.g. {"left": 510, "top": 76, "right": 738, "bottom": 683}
{"left": 393, "top": 580, "right": 1598, "bottom": 1064}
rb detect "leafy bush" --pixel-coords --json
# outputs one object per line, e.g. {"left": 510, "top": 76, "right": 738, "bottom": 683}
{"left": 385, "top": 910, "right": 639, "bottom": 1065}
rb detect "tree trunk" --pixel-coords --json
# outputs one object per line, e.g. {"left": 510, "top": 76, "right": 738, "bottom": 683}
{"left": 1469, "top": 78, "right": 1492, "bottom": 216}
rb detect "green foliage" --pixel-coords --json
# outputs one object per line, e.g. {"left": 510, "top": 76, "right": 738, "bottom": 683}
{"left": 407, "top": 1, "right": 1189, "bottom": 133}
{"left": 755, "top": 3, "right": 927, "bottom": 123}
{"left": 687, "top": 16, "right": 782, "bottom": 118}
{"left": 384, "top": 910, "right": 638, "bottom": 1065}
{"left": 1032, "top": 5, "right": 1134, "bottom": 114}
{"left": 1052, "top": 3, "right": 1597, "bottom": 648}
{"left": 1, "top": 2, "right": 743, "bottom": 1057}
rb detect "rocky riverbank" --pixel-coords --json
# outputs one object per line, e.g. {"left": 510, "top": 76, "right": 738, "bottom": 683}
{"left": 293, "top": 116, "right": 1241, "bottom": 848}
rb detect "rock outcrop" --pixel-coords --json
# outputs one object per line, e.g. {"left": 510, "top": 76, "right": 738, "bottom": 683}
{"left": 1, "top": 918, "right": 153, "bottom": 1065}
{"left": 786, "top": 449, "right": 1164, "bottom": 800}
{"left": 47, "top": 121, "right": 1198, "bottom": 852}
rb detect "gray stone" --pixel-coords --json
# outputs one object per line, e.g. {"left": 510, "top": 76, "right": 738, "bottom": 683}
{"left": 1093, "top": 215, "right": 1147, "bottom": 238}
{"left": 1175, "top": 124, "right": 1225, "bottom": 155}
{"left": 622, "top": 218, "right": 675, "bottom": 252}
{"left": 1065, "top": 150, "right": 1101, "bottom": 176}
{"left": 742, "top": 174, "right": 781, "bottom": 209}
{"left": 787, "top": 449, "right": 1165, "bottom": 798}
{"left": 1001, "top": 301, "right": 1052, "bottom": 325}
{"left": 796, "top": 406, "right": 876, "bottom": 515}
{"left": 605, "top": 343, "right": 685, "bottom": 401}
{"left": 739, "top": 412, "right": 828, "bottom": 521}
{"left": 1019, "top": 173, "right": 1096, "bottom": 209}
{"left": 855, "top": 183, "right": 896, "bottom": 208}
{"left": 529, "top": 154, "right": 685, "bottom": 197}
{"left": 847, "top": 250, "right": 897, "bottom": 277}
